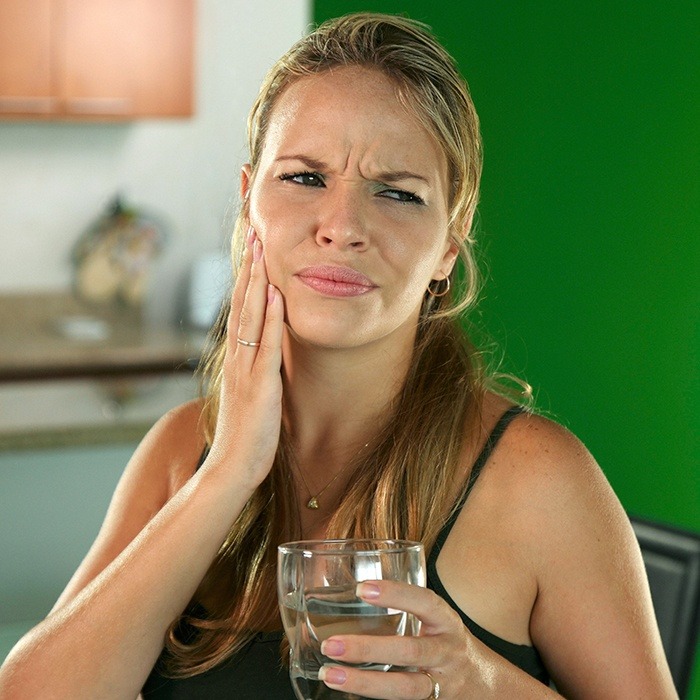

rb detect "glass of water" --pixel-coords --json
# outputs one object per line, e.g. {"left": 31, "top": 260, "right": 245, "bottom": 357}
{"left": 277, "top": 539, "right": 425, "bottom": 700}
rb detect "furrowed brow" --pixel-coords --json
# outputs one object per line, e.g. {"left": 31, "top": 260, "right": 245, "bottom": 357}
{"left": 375, "top": 170, "right": 430, "bottom": 185}
{"left": 275, "top": 156, "right": 430, "bottom": 185}
{"left": 275, "top": 155, "right": 327, "bottom": 171}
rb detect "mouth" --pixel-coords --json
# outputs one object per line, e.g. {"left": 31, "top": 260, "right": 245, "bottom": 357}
{"left": 296, "top": 265, "right": 377, "bottom": 297}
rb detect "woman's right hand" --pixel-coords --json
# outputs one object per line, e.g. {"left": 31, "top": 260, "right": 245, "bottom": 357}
{"left": 205, "top": 226, "right": 284, "bottom": 488}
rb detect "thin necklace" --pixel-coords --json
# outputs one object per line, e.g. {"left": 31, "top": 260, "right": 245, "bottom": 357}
{"left": 296, "top": 442, "right": 369, "bottom": 510}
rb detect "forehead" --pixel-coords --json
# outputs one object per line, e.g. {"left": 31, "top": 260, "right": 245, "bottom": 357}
{"left": 260, "top": 66, "right": 447, "bottom": 177}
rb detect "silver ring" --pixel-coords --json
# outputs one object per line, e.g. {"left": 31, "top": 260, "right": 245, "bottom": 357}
{"left": 419, "top": 670, "right": 440, "bottom": 699}
{"left": 237, "top": 337, "right": 261, "bottom": 347}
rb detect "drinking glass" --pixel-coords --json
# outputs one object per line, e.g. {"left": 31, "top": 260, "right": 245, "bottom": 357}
{"left": 278, "top": 539, "right": 425, "bottom": 700}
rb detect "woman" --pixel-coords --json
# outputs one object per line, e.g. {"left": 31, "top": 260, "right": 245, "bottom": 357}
{"left": 0, "top": 13, "right": 676, "bottom": 700}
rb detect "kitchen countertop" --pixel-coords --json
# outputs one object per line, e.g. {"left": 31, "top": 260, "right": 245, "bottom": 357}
{"left": 0, "top": 292, "right": 205, "bottom": 382}
{"left": 0, "top": 292, "right": 206, "bottom": 449}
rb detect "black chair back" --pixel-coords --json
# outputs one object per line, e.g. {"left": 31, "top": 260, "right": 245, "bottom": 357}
{"left": 630, "top": 516, "right": 700, "bottom": 698}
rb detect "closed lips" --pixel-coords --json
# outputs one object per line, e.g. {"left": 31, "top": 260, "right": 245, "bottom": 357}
{"left": 297, "top": 266, "right": 376, "bottom": 286}
{"left": 296, "top": 266, "right": 377, "bottom": 296}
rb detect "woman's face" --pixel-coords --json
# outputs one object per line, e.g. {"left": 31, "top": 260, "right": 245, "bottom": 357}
{"left": 243, "top": 66, "right": 457, "bottom": 351}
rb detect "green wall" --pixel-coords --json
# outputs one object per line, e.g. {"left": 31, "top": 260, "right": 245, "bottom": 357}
{"left": 315, "top": 0, "right": 699, "bottom": 695}
{"left": 313, "top": 0, "right": 698, "bottom": 525}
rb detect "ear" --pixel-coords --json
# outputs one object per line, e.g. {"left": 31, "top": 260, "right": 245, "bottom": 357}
{"left": 240, "top": 164, "right": 252, "bottom": 202}
{"left": 433, "top": 237, "right": 460, "bottom": 280}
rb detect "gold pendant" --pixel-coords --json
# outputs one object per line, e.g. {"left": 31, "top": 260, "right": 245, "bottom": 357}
{"left": 306, "top": 497, "right": 319, "bottom": 509}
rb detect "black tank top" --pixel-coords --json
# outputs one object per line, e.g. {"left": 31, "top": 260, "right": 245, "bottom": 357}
{"left": 427, "top": 406, "right": 549, "bottom": 684}
{"left": 142, "top": 406, "right": 549, "bottom": 698}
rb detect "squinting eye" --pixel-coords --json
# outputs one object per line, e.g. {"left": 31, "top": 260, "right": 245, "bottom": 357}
{"left": 279, "top": 171, "right": 324, "bottom": 187}
{"left": 379, "top": 189, "right": 425, "bottom": 205}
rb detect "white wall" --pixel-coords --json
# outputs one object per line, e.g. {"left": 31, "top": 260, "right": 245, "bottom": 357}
{"left": 0, "top": 0, "right": 310, "bottom": 322}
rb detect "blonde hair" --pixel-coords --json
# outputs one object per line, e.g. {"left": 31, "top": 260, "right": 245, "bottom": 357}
{"left": 164, "top": 12, "right": 488, "bottom": 676}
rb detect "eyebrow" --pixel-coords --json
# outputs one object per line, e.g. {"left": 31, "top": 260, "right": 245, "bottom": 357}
{"left": 276, "top": 155, "right": 327, "bottom": 171}
{"left": 377, "top": 170, "right": 429, "bottom": 185}
{"left": 275, "top": 155, "right": 430, "bottom": 185}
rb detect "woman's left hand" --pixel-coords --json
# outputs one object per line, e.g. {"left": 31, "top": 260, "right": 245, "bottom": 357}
{"left": 318, "top": 580, "right": 476, "bottom": 699}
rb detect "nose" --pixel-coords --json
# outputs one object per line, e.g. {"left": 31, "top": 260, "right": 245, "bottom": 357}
{"left": 315, "top": 184, "right": 369, "bottom": 252}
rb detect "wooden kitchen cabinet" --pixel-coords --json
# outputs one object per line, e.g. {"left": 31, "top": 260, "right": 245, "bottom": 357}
{"left": 0, "top": 0, "right": 54, "bottom": 116}
{"left": 0, "top": 0, "right": 194, "bottom": 120}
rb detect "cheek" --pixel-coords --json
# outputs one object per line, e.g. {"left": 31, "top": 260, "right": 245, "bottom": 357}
{"left": 249, "top": 181, "right": 306, "bottom": 243}
{"left": 387, "top": 230, "right": 447, "bottom": 282}
{"left": 248, "top": 192, "right": 284, "bottom": 256}
{"left": 248, "top": 184, "right": 274, "bottom": 240}
{"left": 248, "top": 205, "right": 291, "bottom": 288}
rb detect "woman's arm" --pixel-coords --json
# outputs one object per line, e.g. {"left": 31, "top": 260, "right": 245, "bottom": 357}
{"left": 522, "top": 417, "right": 677, "bottom": 698}
{"left": 316, "top": 415, "right": 677, "bottom": 699}
{"left": 0, "top": 232, "right": 284, "bottom": 700}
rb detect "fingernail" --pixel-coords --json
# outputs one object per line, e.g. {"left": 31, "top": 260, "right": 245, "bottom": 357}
{"left": 267, "top": 284, "right": 276, "bottom": 305}
{"left": 319, "top": 666, "right": 346, "bottom": 686}
{"left": 253, "top": 238, "right": 263, "bottom": 262}
{"left": 356, "top": 582, "right": 380, "bottom": 599}
{"left": 321, "top": 639, "right": 345, "bottom": 657}
{"left": 246, "top": 226, "right": 255, "bottom": 247}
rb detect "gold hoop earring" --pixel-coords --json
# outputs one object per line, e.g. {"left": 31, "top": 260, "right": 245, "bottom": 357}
{"left": 427, "top": 277, "right": 450, "bottom": 298}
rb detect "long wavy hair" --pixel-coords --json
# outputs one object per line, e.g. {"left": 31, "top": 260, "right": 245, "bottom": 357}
{"left": 164, "top": 12, "right": 492, "bottom": 676}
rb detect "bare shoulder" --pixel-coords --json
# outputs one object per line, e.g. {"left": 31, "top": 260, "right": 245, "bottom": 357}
{"left": 134, "top": 398, "right": 208, "bottom": 496}
{"left": 464, "top": 394, "right": 603, "bottom": 500}
{"left": 458, "top": 397, "right": 628, "bottom": 585}
{"left": 476, "top": 399, "right": 612, "bottom": 513}
{"left": 486, "top": 407, "right": 632, "bottom": 572}
{"left": 98, "top": 397, "right": 208, "bottom": 537}
{"left": 512, "top": 412, "right": 598, "bottom": 477}
{"left": 50, "top": 398, "right": 206, "bottom": 611}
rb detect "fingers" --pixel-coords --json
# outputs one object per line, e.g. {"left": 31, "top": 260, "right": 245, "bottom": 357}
{"left": 227, "top": 227, "right": 283, "bottom": 372}
{"left": 318, "top": 665, "right": 436, "bottom": 700}
{"left": 317, "top": 582, "right": 463, "bottom": 698}
{"left": 253, "top": 282, "right": 283, "bottom": 375}
{"left": 235, "top": 233, "right": 269, "bottom": 366}
{"left": 228, "top": 226, "right": 255, "bottom": 345}
{"left": 355, "top": 580, "right": 457, "bottom": 635}
{"left": 321, "top": 632, "right": 440, "bottom": 669}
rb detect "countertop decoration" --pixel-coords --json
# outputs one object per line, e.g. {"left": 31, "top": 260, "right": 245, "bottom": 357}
{"left": 72, "top": 195, "right": 167, "bottom": 307}
{"left": 0, "top": 198, "right": 207, "bottom": 450}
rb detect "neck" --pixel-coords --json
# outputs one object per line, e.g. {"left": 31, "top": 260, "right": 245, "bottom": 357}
{"left": 281, "top": 325, "right": 416, "bottom": 461}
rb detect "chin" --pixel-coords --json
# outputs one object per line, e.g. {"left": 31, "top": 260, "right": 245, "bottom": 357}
{"left": 283, "top": 304, "right": 419, "bottom": 352}
{"left": 284, "top": 313, "right": 373, "bottom": 350}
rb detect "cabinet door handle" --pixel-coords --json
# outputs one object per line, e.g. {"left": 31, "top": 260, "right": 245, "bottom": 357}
{"left": 0, "top": 96, "right": 55, "bottom": 113}
{"left": 65, "top": 97, "right": 132, "bottom": 114}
